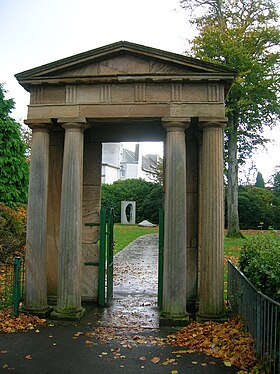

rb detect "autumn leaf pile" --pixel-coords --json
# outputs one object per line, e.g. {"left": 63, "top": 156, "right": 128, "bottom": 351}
{"left": 167, "top": 317, "right": 263, "bottom": 373}
{"left": 0, "top": 312, "right": 46, "bottom": 333}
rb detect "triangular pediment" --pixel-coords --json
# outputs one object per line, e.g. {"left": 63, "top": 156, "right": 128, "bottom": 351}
{"left": 15, "top": 41, "right": 236, "bottom": 88}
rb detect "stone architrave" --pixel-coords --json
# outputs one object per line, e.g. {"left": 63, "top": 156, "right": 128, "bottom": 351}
{"left": 51, "top": 119, "right": 87, "bottom": 320}
{"left": 24, "top": 120, "right": 52, "bottom": 316}
{"left": 161, "top": 118, "right": 190, "bottom": 324}
{"left": 197, "top": 119, "right": 226, "bottom": 321}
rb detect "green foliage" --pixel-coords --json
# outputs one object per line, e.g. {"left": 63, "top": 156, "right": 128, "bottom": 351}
{"left": 101, "top": 179, "right": 163, "bottom": 223}
{"left": 238, "top": 186, "right": 280, "bottom": 229}
{"left": 254, "top": 171, "right": 265, "bottom": 188}
{"left": 0, "top": 203, "right": 27, "bottom": 262}
{"left": 0, "top": 84, "right": 29, "bottom": 207}
{"left": 239, "top": 233, "right": 280, "bottom": 302}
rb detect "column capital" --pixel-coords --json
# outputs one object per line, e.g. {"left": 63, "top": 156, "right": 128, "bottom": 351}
{"left": 58, "top": 118, "right": 89, "bottom": 132}
{"left": 162, "top": 117, "right": 191, "bottom": 132}
{"left": 199, "top": 117, "right": 227, "bottom": 130}
{"left": 24, "top": 119, "right": 52, "bottom": 131}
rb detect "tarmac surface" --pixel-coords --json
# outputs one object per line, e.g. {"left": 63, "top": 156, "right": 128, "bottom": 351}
{"left": 0, "top": 234, "right": 238, "bottom": 373}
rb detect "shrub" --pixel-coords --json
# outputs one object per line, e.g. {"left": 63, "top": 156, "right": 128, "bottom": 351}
{"left": 0, "top": 203, "right": 26, "bottom": 262}
{"left": 239, "top": 232, "right": 280, "bottom": 302}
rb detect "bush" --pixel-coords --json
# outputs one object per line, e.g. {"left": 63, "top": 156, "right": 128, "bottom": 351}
{"left": 239, "top": 232, "right": 280, "bottom": 302}
{"left": 101, "top": 179, "right": 163, "bottom": 223}
{"left": 0, "top": 203, "right": 26, "bottom": 262}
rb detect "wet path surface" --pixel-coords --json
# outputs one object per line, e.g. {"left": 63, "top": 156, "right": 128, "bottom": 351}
{"left": 0, "top": 234, "right": 239, "bottom": 373}
{"left": 100, "top": 233, "right": 159, "bottom": 328}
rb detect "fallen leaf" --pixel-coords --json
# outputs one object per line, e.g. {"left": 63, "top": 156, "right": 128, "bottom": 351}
{"left": 224, "top": 361, "right": 232, "bottom": 367}
{"left": 2, "top": 364, "right": 8, "bottom": 369}
{"left": 139, "top": 356, "right": 146, "bottom": 361}
{"left": 85, "top": 340, "right": 93, "bottom": 345}
{"left": 192, "top": 361, "right": 198, "bottom": 365}
{"left": 151, "top": 356, "right": 160, "bottom": 364}
{"left": 25, "top": 354, "right": 32, "bottom": 360}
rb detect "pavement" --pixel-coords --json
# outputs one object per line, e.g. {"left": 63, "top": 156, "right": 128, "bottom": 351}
{"left": 0, "top": 234, "right": 238, "bottom": 373}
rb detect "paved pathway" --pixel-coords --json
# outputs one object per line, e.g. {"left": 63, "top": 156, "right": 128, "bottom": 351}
{"left": 100, "top": 233, "right": 159, "bottom": 328}
{"left": 0, "top": 234, "right": 238, "bottom": 373}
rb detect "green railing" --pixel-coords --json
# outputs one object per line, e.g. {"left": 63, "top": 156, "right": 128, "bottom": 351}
{"left": 228, "top": 260, "right": 280, "bottom": 374}
{"left": 0, "top": 257, "right": 24, "bottom": 317}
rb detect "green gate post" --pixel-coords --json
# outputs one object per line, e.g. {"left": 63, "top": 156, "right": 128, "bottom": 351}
{"left": 158, "top": 208, "right": 164, "bottom": 309}
{"left": 98, "top": 208, "right": 106, "bottom": 306}
{"left": 13, "top": 257, "right": 21, "bottom": 317}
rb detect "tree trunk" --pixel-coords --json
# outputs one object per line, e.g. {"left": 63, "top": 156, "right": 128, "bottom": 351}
{"left": 226, "top": 113, "right": 243, "bottom": 238}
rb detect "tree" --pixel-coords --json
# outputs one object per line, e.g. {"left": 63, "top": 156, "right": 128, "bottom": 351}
{"left": 146, "top": 160, "right": 164, "bottom": 185}
{"left": 180, "top": 0, "right": 280, "bottom": 237}
{"left": 255, "top": 171, "right": 265, "bottom": 188}
{"left": 271, "top": 166, "right": 280, "bottom": 197}
{"left": 0, "top": 84, "right": 29, "bottom": 207}
{"left": 238, "top": 185, "right": 280, "bottom": 229}
{"left": 101, "top": 179, "right": 163, "bottom": 223}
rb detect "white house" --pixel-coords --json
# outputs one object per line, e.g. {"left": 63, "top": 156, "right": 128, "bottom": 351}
{"left": 102, "top": 143, "right": 161, "bottom": 184}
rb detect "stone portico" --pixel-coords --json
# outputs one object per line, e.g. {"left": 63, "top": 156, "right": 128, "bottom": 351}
{"left": 16, "top": 41, "right": 235, "bottom": 322}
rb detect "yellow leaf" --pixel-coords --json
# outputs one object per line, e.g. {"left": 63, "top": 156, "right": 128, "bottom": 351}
{"left": 2, "top": 364, "right": 8, "bottom": 369}
{"left": 85, "top": 340, "right": 93, "bottom": 345}
{"left": 192, "top": 361, "right": 198, "bottom": 365}
{"left": 224, "top": 361, "right": 232, "bottom": 367}
{"left": 171, "top": 371, "right": 178, "bottom": 374}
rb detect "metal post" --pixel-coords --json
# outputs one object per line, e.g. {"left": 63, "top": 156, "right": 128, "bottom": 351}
{"left": 158, "top": 208, "right": 164, "bottom": 309}
{"left": 98, "top": 208, "right": 106, "bottom": 306}
{"left": 13, "top": 257, "right": 21, "bottom": 317}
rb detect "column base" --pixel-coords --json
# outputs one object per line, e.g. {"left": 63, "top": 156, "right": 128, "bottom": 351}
{"left": 50, "top": 307, "right": 85, "bottom": 321}
{"left": 196, "top": 312, "right": 227, "bottom": 323}
{"left": 21, "top": 305, "right": 53, "bottom": 318}
{"left": 159, "top": 312, "right": 189, "bottom": 326}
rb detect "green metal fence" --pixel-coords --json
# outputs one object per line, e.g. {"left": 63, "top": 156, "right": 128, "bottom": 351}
{"left": 228, "top": 260, "right": 280, "bottom": 374}
{"left": 0, "top": 257, "right": 24, "bottom": 317}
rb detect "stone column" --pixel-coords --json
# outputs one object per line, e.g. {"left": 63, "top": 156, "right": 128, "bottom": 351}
{"left": 185, "top": 126, "right": 199, "bottom": 314}
{"left": 24, "top": 120, "right": 52, "bottom": 316}
{"left": 51, "top": 119, "right": 87, "bottom": 320}
{"left": 197, "top": 118, "right": 226, "bottom": 321}
{"left": 160, "top": 118, "right": 189, "bottom": 325}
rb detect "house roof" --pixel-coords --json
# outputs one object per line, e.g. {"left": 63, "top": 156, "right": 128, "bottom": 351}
{"left": 15, "top": 41, "right": 236, "bottom": 91}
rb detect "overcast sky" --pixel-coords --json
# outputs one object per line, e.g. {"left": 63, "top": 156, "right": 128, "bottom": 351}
{"left": 1, "top": 0, "right": 279, "bottom": 182}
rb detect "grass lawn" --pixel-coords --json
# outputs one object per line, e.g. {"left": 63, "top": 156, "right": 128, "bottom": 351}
{"left": 113, "top": 224, "right": 159, "bottom": 254}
